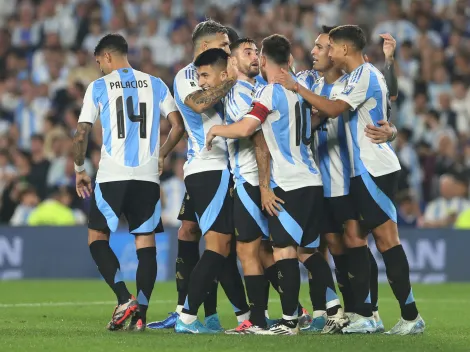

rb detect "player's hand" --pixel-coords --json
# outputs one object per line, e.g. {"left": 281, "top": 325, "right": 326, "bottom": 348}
{"left": 273, "top": 68, "right": 297, "bottom": 91}
{"left": 76, "top": 171, "right": 92, "bottom": 199}
{"left": 365, "top": 120, "right": 393, "bottom": 144}
{"left": 227, "top": 57, "right": 238, "bottom": 80}
{"left": 380, "top": 33, "right": 396, "bottom": 61}
{"left": 158, "top": 154, "right": 165, "bottom": 176}
{"left": 260, "top": 187, "right": 285, "bottom": 217}
{"left": 206, "top": 128, "right": 216, "bottom": 151}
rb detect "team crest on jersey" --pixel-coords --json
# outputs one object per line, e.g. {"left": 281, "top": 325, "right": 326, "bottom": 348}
{"left": 342, "top": 84, "right": 355, "bottom": 96}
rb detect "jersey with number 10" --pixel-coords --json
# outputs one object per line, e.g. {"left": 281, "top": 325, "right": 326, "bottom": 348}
{"left": 247, "top": 84, "right": 322, "bottom": 191}
{"left": 78, "top": 68, "right": 177, "bottom": 184}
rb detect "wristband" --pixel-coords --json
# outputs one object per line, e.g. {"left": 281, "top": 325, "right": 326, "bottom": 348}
{"left": 74, "top": 163, "right": 85, "bottom": 173}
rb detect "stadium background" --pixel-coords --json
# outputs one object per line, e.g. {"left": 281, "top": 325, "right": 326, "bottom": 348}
{"left": 0, "top": 1, "right": 470, "bottom": 351}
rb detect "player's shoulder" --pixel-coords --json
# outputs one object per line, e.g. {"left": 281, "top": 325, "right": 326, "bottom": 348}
{"left": 348, "top": 63, "right": 376, "bottom": 84}
{"left": 175, "top": 63, "right": 197, "bottom": 81}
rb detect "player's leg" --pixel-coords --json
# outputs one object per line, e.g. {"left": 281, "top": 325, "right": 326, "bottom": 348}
{"left": 368, "top": 246, "right": 384, "bottom": 332}
{"left": 362, "top": 172, "right": 424, "bottom": 335}
{"left": 175, "top": 169, "right": 238, "bottom": 333}
{"left": 88, "top": 181, "right": 136, "bottom": 330}
{"left": 123, "top": 180, "right": 163, "bottom": 331}
{"left": 225, "top": 182, "right": 268, "bottom": 334}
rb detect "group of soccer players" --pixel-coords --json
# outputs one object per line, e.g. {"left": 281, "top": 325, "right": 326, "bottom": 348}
{"left": 72, "top": 19, "right": 425, "bottom": 336}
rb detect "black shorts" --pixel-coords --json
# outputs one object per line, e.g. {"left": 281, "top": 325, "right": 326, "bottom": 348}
{"left": 177, "top": 191, "right": 198, "bottom": 223}
{"left": 268, "top": 186, "right": 323, "bottom": 248}
{"left": 89, "top": 180, "right": 163, "bottom": 235}
{"left": 349, "top": 171, "right": 398, "bottom": 231}
{"left": 184, "top": 169, "right": 234, "bottom": 235}
{"left": 234, "top": 182, "right": 269, "bottom": 243}
{"left": 322, "top": 195, "right": 357, "bottom": 234}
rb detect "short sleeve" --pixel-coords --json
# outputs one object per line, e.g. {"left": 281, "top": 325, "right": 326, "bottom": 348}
{"left": 225, "top": 87, "right": 252, "bottom": 123}
{"left": 78, "top": 81, "right": 100, "bottom": 125}
{"left": 158, "top": 80, "right": 178, "bottom": 118}
{"left": 245, "top": 84, "right": 275, "bottom": 124}
{"left": 174, "top": 68, "right": 200, "bottom": 103}
{"left": 336, "top": 66, "right": 370, "bottom": 111}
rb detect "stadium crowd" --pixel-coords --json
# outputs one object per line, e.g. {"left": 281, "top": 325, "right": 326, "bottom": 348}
{"left": 0, "top": 0, "right": 469, "bottom": 228}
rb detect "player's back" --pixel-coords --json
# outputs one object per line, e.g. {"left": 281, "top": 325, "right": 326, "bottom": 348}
{"left": 90, "top": 68, "right": 174, "bottom": 183}
{"left": 225, "top": 80, "right": 258, "bottom": 187}
{"left": 173, "top": 63, "right": 228, "bottom": 177}
{"left": 253, "top": 84, "right": 322, "bottom": 191}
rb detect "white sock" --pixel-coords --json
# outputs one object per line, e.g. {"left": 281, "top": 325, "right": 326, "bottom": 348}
{"left": 175, "top": 305, "right": 184, "bottom": 314}
{"left": 282, "top": 314, "right": 298, "bottom": 321}
{"left": 237, "top": 311, "right": 251, "bottom": 323}
{"left": 313, "top": 310, "right": 326, "bottom": 318}
{"left": 180, "top": 312, "right": 197, "bottom": 325}
{"left": 265, "top": 310, "right": 270, "bottom": 319}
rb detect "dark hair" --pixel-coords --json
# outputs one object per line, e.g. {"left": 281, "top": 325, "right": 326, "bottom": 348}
{"left": 225, "top": 26, "right": 240, "bottom": 44}
{"left": 192, "top": 20, "right": 228, "bottom": 45}
{"left": 94, "top": 34, "right": 128, "bottom": 56}
{"left": 329, "top": 25, "right": 367, "bottom": 51}
{"left": 261, "top": 34, "right": 290, "bottom": 65}
{"left": 399, "top": 128, "right": 413, "bottom": 141}
{"left": 194, "top": 48, "right": 229, "bottom": 69}
{"left": 31, "top": 134, "right": 44, "bottom": 143}
{"left": 321, "top": 25, "right": 337, "bottom": 34}
{"left": 427, "top": 109, "right": 440, "bottom": 120}
{"left": 230, "top": 37, "right": 256, "bottom": 52}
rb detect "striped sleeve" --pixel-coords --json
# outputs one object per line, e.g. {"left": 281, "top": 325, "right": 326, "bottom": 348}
{"left": 336, "top": 65, "right": 369, "bottom": 111}
{"left": 78, "top": 81, "right": 100, "bottom": 125}
{"left": 225, "top": 87, "right": 253, "bottom": 123}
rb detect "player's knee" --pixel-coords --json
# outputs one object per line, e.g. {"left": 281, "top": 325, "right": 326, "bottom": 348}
{"left": 273, "top": 245, "right": 297, "bottom": 261}
{"left": 134, "top": 233, "right": 156, "bottom": 249}
{"left": 344, "top": 221, "right": 367, "bottom": 248}
{"left": 325, "top": 232, "right": 346, "bottom": 256}
{"left": 373, "top": 220, "right": 400, "bottom": 252}
{"left": 297, "top": 247, "right": 317, "bottom": 263}
{"left": 178, "top": 221, "right": 200, "bottom": 242}
{"left": 88, "top": 229, "right": 109, "bottom": 246}
{"left": 205, "top": 231, "right": 231, "bottom": 257}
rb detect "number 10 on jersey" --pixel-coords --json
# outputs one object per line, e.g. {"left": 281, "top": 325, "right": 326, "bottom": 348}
{"left": 295, "top": 100, "right": 312, "bottom": 146}
{"left": 116, "top": 96, "right": 147, "bottom": 139}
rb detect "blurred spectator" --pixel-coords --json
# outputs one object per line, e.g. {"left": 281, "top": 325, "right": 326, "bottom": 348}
{"left": 161, "top": 156, "right": 185, "bottom": 227}
{"left": 10, "top": 185, "right": 39, "bottom": 226}
{"left": 396, "top": 128, "right": 422, "bottom": 202}
{"left": 28, "top": 186, "right": 85, "bottom": 226}
{"left": 422, "top": 174, "right": 470, "bottom": 228}
{"left": 396, "top": 191, "right": 421, "bottom": 228}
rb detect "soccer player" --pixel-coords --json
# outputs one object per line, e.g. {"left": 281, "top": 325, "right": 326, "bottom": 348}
{"left": 73, "top": 34, "right": 184, "bottom": 331}
{"left": 280, "top": 28, "right": 399, "bottom": 333}
{"left": 206, "top": 34, "right": 348, "bottom": 335}
{"left": 275, "top": 25, "right": 425, "bottom": 335}
{"left": 171, "top": 20, "right": 250, "bottom": 334}
{"left": 198, "top": 39, "right": 306, "bottom": 333}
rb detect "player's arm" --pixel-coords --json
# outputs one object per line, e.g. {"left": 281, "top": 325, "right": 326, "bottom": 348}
{"left": 73, "top": 82, "right": 99, "bottom": 199}
{"left": 184, "top": 78, "right": 236, "bottom": 113}
{"left": 274, "top": 68, "right": 349, "bottom": 118}
{"left": 252, "top": 130, "right": 284, "bottom": 216}
{"left": 158, "top": 82, "right": 185, "bottom": 174}
{"left": 206, "top": 117, "right": 260, "bottom": 150}
{"left": 381, "top": 33, "right": 398, "bottom": 101}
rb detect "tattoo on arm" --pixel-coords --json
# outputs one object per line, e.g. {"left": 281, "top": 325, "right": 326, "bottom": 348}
{"left": 252, "top": 130, "right": 271, "bottom": 190}
{"left": 185, "top": 78, "right": 236, "bottom": 111}
{"left": 73, "top": 122, "right": 92, "bottom": 166}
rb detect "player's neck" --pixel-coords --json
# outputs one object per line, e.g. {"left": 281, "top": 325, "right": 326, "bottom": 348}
{"left": 323, "top": 69, "right": 343, "bottom": 84}
{"left": 344, "top": 55, "right": 366, "bottom": 74}
{"left": 110, "top": 59, "right": 132, "bottom": 72}
{"left": 238, "top": 72, "right": 255, "bottom": 85}
{"left": 266, "top": 65, "right": 288, "bottom": 84}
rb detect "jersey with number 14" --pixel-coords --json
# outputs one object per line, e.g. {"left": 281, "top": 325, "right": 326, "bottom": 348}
{"left": 78, "top": 68, "right": 177, "bottom": 184}
{"left": 247, "top": 84, "right": 322, "bottom": 191}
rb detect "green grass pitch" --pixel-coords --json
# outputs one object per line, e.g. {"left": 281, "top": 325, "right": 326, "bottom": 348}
{"left": 0, "top": 281, "right": 469, "bottom": 351}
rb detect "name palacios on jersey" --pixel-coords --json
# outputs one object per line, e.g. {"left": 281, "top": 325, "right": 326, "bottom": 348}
{"left": 109, "top": 80, "right": 149, "bottom": 90}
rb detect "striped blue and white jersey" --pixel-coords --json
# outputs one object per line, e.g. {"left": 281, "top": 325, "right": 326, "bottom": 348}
{"left": 225, "top": 79, "right": 258, "bottom": 187}
{"left": 311, "top": 75, "right": 351, "bottom": 197}
{"left": 296, "top": 69, "right": 320, "bottom": 90}
{"left": 173, "top": 63, "right": 228, "bottom": 177}
{"left": 247, "top": 84, "right": 322, "bottom": 191}
{"left": 337, "top": 63, "right": 401, "bottom": 177}
{"left": 254, "top": 74, "right": 267, "bottom": 90}
{"left": 78, "top": 68, "right": 177, "bottom": 184}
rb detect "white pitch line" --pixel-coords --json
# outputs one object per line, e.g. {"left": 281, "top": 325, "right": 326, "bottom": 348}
{"left": 0, "top": 297, "right": 467, "bottom": 308}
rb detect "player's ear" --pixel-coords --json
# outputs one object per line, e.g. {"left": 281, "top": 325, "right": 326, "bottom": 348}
{"left": 260, "top": 55, "right": 266, "bottom": 67}
{"left": 220, "top": 70, "right": 228, "bottom": 81}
